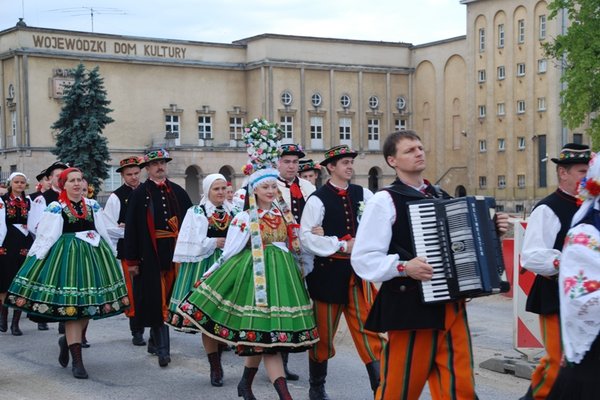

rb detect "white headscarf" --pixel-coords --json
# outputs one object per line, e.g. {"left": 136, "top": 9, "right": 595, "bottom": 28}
{"left": 200, "top": 173, "right": 230, "bottom": 213}
{"left": 7, "top": 172, "right": 27, "bottom": 184}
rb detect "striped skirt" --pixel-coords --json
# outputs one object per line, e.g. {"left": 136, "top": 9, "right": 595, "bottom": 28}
{"left": 6, "top": 233, "right": 129, "bottom": 321}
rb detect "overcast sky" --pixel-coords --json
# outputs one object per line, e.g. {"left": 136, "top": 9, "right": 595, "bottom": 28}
{"left": 0, "top": 0, "right": 466, "bottom": 45}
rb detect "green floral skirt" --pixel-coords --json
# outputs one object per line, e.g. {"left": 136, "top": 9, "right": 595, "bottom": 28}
{"left": 6, "top": 233, "right": 129, "bottom": 321}
{"left": 166, "top": 249, "right": 222, "bottom": 331}
{"left": 177, "top": 245, "right": 318, "bottom": 354}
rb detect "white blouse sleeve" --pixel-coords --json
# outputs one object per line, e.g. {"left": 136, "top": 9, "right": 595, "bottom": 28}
{"left": 203, "top": 212, "right": 250, "bottom": 276}
{"left": 173, "top": 206, "right": 216, "bottom": 263}
{"left": 28, "top": 202, "right": 64, "bottom": 259}
{"left": 521, "top": 204, "right": 562, "bottom": 276}
{"left": 351, "top": 191, "right": 403, "bottom": 283}
{"left": 90, "top": 199, "right": 117, "bottom": 256}
{"left": 28, "top": 195, "right": 47, "bottom": 236}
{"left": 102, "top": 193, "right": 123, "bottom": 246}
{"left": 299, "top": 195, "right": 344, "bottom": 257}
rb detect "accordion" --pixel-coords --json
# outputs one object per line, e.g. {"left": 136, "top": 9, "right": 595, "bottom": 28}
{"left": 407, "top": 196, "right": 507, "bottom": 304}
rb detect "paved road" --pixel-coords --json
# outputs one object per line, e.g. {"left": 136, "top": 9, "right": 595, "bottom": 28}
{"left": 0, "top": 295, "right": 530, "bottom": 400}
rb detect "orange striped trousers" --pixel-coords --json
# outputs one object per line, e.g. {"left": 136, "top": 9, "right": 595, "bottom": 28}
{"left": 530, "top": 313, "right": 561, "bottom": 400}
{"left": 309, "top": 274, "right": 385, "bottom": 364}
{"left": 121, "top": 260, "right": 136, "bottom": 318}
{"left": 377, "top": 302, "right": 476, "bottom": 400}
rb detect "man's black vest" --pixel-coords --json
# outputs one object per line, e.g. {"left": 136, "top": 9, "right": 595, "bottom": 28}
{"left": 113, "top": 184, "right": 134, "bottom": 259}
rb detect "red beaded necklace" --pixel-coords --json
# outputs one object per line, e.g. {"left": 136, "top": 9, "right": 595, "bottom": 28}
{"left": 66, "top": 198, "right": 88, "bottom": 220}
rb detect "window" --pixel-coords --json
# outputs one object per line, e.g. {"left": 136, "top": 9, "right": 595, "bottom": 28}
{"left": 498, "top": 24, "right": 505, "bottom": 48}
{"left": 340, "top": 94, "right": 351, "bottom": 109}
{"left": 518, "top": 19, "right": 525, "bottom": 43}
{"left": 517, "top": 63, "right": 526, "bottom": 76}
{"left": 498, "top": 138, "right": 506, "bottom": 151}
{"left": 10, "top": 110, "right": 17, "bottom": 136}
{"left": 229, "top": 116, "right": 244, "bottom": 140}
{"left": 339, "top": 117, "right": 352, "bottom": 143}
{"left": 478, "top": 69, "right": 486, "bottom": 83}
{"left": 517, "top": 174, "right": 526, "bottom": 188}
{"left": 538, "top": 59, "right": 547, "bottom": 73}
{"left": 497, "top": 65, "right": 506, "bottom": 80}
{"left": 539, "top": 15, "right": 547, "bottom": 40}
{"left": 516, "top": 204, "right": 524, "bottom": 213}
{"left": 497, "top": 102, "right": 505, "bottom": 116}
{"left": 197, "top": 115, "right": 212, "bottom": 140}
{"left": 498, "top": 175, "right": 506, "bottom": 189}
{"left": 280, "top": 115, "right": 293, "bottom": 141}
{"left": 517, "top": 100, "right": 526, "bottom": 114}
{"left": 311, "top": 93, "right": 322, "bottom": 108}
{"left": 479, "top": 176, "right": 487, "bottom": 189}
{"left": 281, "top": 91, "right": 293, "bottom": 106}
{"left": 395, "top": 118, "right": 407, "bottom": 130}
{"left": 517, "top": 136, "right": 526, "bottom": 150}
{"left": 103, "top": 166, "right": 122, "bottom": 192}
{"left": 478, "top": 105, "right": 486, "bottom": 118}
{"left": 310, "top": 116, "right": 324, "bottom": 149}
{"left": 165, "top": 114, "right": 180, "bottom": 145}
{"left": 396, "top": 96, "right": 407, "bottom": 111}
{"left": 368, "top": 118, "right": 380, "bottom": 141}
{"left": 573, "top": 133, "right": 583, "bottom": 144}
{"left": 496, "top": 205, "right": 505, "bottom": 212}
{"left": 368, "top": 96, "right": 379, "bottom": 110}
{"left": 479, "top": 28, "right": 486, "bottom": 51}
{"left": 479, "top": 139, "right": 487, "bottom": 152}
{"left": 537, "top": 97, "right": 547, "bottom": 111}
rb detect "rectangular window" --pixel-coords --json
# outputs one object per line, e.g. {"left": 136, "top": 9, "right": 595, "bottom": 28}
{"left": 516, "top": 204, "right": 524, "bottom": 213}
{"left": 518, "top": 19, "right": 525, "bottom": 43}
{"left": 517, "top": 136, "right": 526, "bottom": 150}
{"left": 310, "top": 116, "right": 324, "bottom": 149}
{"left": 498, "top": 24, "right": 505, "bottom": 48}
{"left": 497, "top": 65, "right": 506, "bottom": 80}
{"left": 395, "top": 118, "right": 407, "bottom": 130}
{"left": 538, "top": 59, "right": 547, "bottom": 73}
{"left": 517, "top": 63, "right": 526, "bottom": 76}
{"left": 517, "top": 100, "right": 526, "bottom": 114}
{"left": 539, "top": 15, "right": 547, "bottom": 40}
{"left": 165, "top": 114, "right": 180, "bottom": 145}
{"left": 368, "top": 118, "right": 381, "bottom": 150}
{"left": 280, "top": 115, "right": 294, "bottom": 142}
{"left": 537, "top": 97, "right": 546, "bottom": 111}
{"left": 497, "top": 102, "right": 505, "bottom": 116}
{"left": 197, "top": 115, "right": 212, "bottom": 140}
{"left": 498, "top": 175, "right": 506, "bottom": 189}
{"left": 479, "top": 139, "right": 487, "bottom": 152}
{"left": 538, "top": 134, "right": 547, "bottom": 188}
{"left": 10, "top": 110, "right": 17, "bottom": 137}
{"left": 229, "top": 116, "right": 244, "bottom": 140}
{"left": 479, "top": 176, "right": 487, "bottom": 189}
{"left": 498, "top": 138, "right": 506, "bottom": 151}
{"left": 478, "top": 105, "right": 486, "bottom": 118}
{"left": 339, "top": 117, "right": 352, "bottom": 143}
{"left": 479, "top": 28, "right": 486, "bottom": 51}
{"left": 103, "top": 166, "right": 123, "bottom": 193}
{"left": 517, "top": 174, "right": 526, "bottom": 188}
{"left": 478, "top": 69, "right": 486, "bottom": 83}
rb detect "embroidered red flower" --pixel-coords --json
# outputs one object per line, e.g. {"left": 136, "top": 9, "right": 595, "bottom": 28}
{"left": 183, "top": 319, "right": 191, "bottom": 326}
{"left": 122, "top": 297, "right": 130, "bottom": 306}
{"left": 563, "top": 276, "right": 577, "bottom": 294}
{"left": 572, "top": 232, "right": 590, "bottom": 245}
{"left": 585, "top": 178, "right": 600, "bottom": 197}
{"left": 103, "top": 304, "right": 112, "bottom": 313}
{"left": 15, "top": 297, "right": 26, "bottom": 307}
{"left": 219, "top": 327, "right": 229, "bottom": 337}
{"left": 278, "top": 332, "right": 288, "bottom": 342}
{"left": 86, "top": 231, "right": 96, "bottom": 239}
{"left": 193, "top": 310, "right": 203, "bottom": 320}
{"left": 583, "top": 280, "right": 600, "bottom": 293}
{"left": 246, "top": 331, "right": 257, "bottom": 341}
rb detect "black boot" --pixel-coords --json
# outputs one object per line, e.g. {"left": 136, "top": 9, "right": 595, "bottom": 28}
{"left": 282, "top": 351, "right": 299, "bottom": 381}
{"left": 366, "top": 360, "right": 381, "bottom": 396}
{"left": 10, "top": 310, "right": 23, "bottom": 336}
{"left": 151, "top": 325, "right": 170, "bottom": 367}
{"left": 0, "top": 304, "right": 8, "bottom": 332}
{"left": 58, "top": 335, "right": 69, "bottom": 367}
{"left": 81, "top": 325, "right": 90, "bottom": 348}
{"left": 207, "top": 351, "right": 224, "bottom": 387}
{"left": 273, "top": 376, "right": 293, "bottom": 400}
{"left": 58, "top": 321, "right": 65, "bottom": 334}
{"left": 130, "top": 317, "right": 146, "bottom": 346}
{"left": 147, "top": 329, "right": 157, "bottom": 355}
{"left": 38, "top": 322, "right": 49, "bottom": 331}
{"left": 237, "top": 366, "right": 258, "bottom": 400}
{"left": 69, "top": 343, "right": 88, "bottom": 379}
{"left": 309, "top": 359, "right": 330, "bottom": 400}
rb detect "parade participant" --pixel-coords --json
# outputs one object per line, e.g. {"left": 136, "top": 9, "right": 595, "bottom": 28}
{"left": 5, "top": 167, "right": 128, "bottom": 379}
{"left": 178, "top": 118, "right": 318, "bottom": 400}
{"left": 29, "top": 169, "right": 51, "bottom": 201}
{"left": 547, "top": 152, "right": 600, "bottom": 400}
{"left": 29, "top": 161, "right": 69, "bottom": 235}
{"left": 0, "top": 173, "right": 34, "bottom": 335}
{"left": 123, "top": 149, "right": 192, "bottom": 368}
{"left": 167, "top": 173, "right": 234, "bottom": 387}
{"left": 225, "top": 181, "right": 235, "bottom": 208}
{"left": 300, "top": 145, "right": 384, "bottom": 399}
{"left": 298, "top": 159, "right": 321, "bottom": 187}
{"left": 103, "top": 156, "right": 146, "bottom": 346}
{"left": 351, "top": 130, "right": 508, "bottom": 400}
{"left": 520, "top": 143, "right": 590, "bottom": 400}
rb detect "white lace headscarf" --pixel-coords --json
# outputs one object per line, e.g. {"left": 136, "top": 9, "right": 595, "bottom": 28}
{"left": 199, "top": 173, "right": 230, "bottom": 214}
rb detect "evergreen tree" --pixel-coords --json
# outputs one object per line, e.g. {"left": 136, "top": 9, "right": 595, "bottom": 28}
{"left": 51, "top": 63, "right": 114, "bottom": 196}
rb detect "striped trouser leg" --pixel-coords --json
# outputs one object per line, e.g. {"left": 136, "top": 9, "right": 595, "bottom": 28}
{"left": 160, "top": 269, "right": 177, "bottom": 322}
{"left": 121, "top": 260, "right": 136, "bottom": 317}
{"left": 530, "top": 313, "right": 561, "bottom": 400}
{"left": 309, "top": 300, "right": 344, "bottom": 362}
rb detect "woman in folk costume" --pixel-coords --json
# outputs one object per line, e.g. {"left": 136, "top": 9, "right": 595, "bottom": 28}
{"left": 5, "top": 168, "right": 129, "bottom": 379}
{"left": 178, "top": 118, "right": 318, "bottom": 400}
{"left": 548, "top": 152, "right": 600, "bottom": 400}
{"left": 0, "top": 173, "right": 35, "bottom": 335}
{"left": 167, "top": 173, "right": 234, "bottom": 387}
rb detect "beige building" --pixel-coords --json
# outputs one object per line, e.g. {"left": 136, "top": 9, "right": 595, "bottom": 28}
{"left": 0, "top": 0, "right": 585, "bottom": 209}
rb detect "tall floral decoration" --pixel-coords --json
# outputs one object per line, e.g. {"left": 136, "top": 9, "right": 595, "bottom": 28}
{"left": 242, "top": 118, "right": 282, "bottom": 176}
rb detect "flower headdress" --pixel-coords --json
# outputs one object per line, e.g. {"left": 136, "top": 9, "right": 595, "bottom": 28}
{"left": 241, "top": 118, "right": 282, "bottom": 177}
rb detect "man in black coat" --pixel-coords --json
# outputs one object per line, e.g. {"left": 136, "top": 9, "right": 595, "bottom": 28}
{"left": 123, "top": 149, "right": 192, "bottom": 367}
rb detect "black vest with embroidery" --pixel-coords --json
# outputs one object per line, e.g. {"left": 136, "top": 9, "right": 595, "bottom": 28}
{"left": 279, "top": 177, "right": 307, "bottom": 223}
{"left": 525, "top": 190, "right": 579, "bottom": 315}
{"left": 305, "top": 183, "right": 363, "bottom": 304}
{"left": 200, "top": 205, "right": 230, "bottom": 238}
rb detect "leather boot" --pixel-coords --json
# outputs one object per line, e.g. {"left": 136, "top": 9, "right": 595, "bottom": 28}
{"left": 151, "top": 325, "right": 170, "bottom": 367}
{"left": 147, "top": 329, "right": 157, "bottom": 355}
{"left": 81, "top": 324, "right": 90, "bottom": 348}
{"left": 10, "top": 310, "right": 23, "bottom": 336}
{"left": 58, "top": 335, "right": 69, "bottom": 367}
{"left": 163, "top": 324, "right": 171, "bottom": 359}
{"left": 365, "top": 360, "right": 381, "bottom": 395}
{"left": 237, "top": 366, "right": 258, "bottom": 400}
{"left": 69, "top": 343, "right": 88, "bottom": 379}
{"left": 37, "top": 322, "right": 49, "bottom": 331}
{"left": 58, "top": 321, "right": 65, "bottom": 334}
{"left": 130, "top": 317, "right": 146, "bottom": 346}
{"left": 282, "top": 351, "right": 299, "bottom": 381}
{"left": 0, "top": 304, "right": 8, "bottom": 332}
{"left": 273, "top": 376, "right": 293, "bottom": 400}
{"left": 207, "top": 351, "right": 224, "bottom": 387}
{"left": 309, "top": 359, "right": 330, "bottom": 400}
